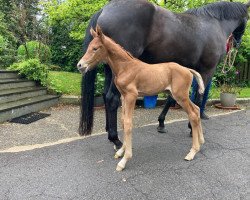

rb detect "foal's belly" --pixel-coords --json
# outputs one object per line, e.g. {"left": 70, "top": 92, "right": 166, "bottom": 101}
{"left": 137, "top": 84, "right": 171, "bottom": 97}
{"left": 136, "top": 66, "right": 172, "bottom": 96}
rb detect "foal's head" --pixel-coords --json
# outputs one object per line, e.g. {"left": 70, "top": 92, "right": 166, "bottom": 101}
{"left": 77, "top": 25, "right": 107, "bottom": 74}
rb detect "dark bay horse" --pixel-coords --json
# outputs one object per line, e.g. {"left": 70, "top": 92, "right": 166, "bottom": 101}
{"left": 78, "top": 26, "right": 205, "bottom": 170}
{"left": 79, "top": 0, "right": 250, "bottom": 149}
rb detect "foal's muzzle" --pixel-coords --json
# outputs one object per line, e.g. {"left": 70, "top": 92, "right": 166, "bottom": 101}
{"left": 77, "top": 60, "right": 89, "bottom": 74}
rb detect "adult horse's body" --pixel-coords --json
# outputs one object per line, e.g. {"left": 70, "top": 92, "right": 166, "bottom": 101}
{"left": 79, "top": 0, "right": 250, "bottom": 149}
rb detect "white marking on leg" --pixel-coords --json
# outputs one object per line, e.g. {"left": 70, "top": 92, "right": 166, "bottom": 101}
{"left": 116, "top": 158, "right": 127, "bottom": 171}
{"left": 185, "top": 148, "right": 198, "bottom": 161}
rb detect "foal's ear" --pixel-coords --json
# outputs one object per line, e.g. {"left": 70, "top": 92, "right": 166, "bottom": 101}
{"left": 96, "top": 25, "right": 104, "bottom": 41}
{"left": 90, "top": 27, "right": 98, "bottom": 38}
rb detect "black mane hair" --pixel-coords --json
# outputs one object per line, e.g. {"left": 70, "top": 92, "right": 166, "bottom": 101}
{"left": 186, "top": 1, "right": 249, "bottom": 20}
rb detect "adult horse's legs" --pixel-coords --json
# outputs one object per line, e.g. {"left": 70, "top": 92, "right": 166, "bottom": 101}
{"left": 103, "top": 65, "right": 122, "bottom": 149}
{"left": 200, "top": 79, "right": 212, "bottom": 119}
{"left": 115, "top": 94, "right": 137, "bottom": 171}
{"left": 103, "top": 65, "right": 112, "bottom": 132}
{"left": 191, "top": 78, "right": 212, "bottom": 119}
{"left": 157, "top": 95, "right": 176, "bottom": 133}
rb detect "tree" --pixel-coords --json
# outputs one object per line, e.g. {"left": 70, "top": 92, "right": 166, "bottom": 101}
{"left": 43, "top": 0, "right": 108, "bottom": 40}
{"left": 0, "top": 11, "right": 16, "bottom": 68}
{"left": 41, "top": 0, "right": 108, "bottom": 69}
{"left": 0, "top": 0, "right": 46, "bottom": 59}
{"left": 49, "top": 22, "right": 83, "bottom": 71}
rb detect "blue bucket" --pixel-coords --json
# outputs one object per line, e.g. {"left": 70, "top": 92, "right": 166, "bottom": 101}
{"left": 143, "top": 95, "right": 158, "bottom": 109}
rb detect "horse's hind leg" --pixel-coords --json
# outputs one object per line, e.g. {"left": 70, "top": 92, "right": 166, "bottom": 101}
{"left": 103, "top": 66, "right": 123, "bottom": 150}
{"left": 177, "top": 98, "right": 203, "bottom": 160}
{"left": 157, "top": 95, "right": 176, "bottom": 133}
{"left": 190, "top": 102, "right": 205, "bottom": 145}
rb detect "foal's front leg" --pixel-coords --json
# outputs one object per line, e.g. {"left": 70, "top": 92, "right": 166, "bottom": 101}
{"left": 114, "top": 95, "right": 126, "bottom": 158}
{"left": 116, "top": 94, "right": 136, "bottom": 171}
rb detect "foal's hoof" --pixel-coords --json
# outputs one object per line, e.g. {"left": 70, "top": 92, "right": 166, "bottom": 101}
{"left": 116, "top": 164, "right": 124, "bottom": 171}
{"left": 114, "top": 151, "right": 123, "bottom": 159}
{"left": 114, "top": 154, "right": 120, "bottom": 159}
{"left": 184, "top": 149, "right": 197, "bottom": 161}
{"left": 157, "top": 126, "right": 167, "bottom": 133}
{"left": 184, "top": 154, "right": 194, "bottom": 161}
{"left": 199, "top": 138, "right": 205, "bottom": 145}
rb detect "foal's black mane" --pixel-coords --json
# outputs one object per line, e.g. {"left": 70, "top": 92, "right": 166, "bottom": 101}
{"left": 186, "top": 1, "right": 248, "bottom": 20}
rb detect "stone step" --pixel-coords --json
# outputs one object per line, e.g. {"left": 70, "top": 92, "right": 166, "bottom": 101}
{"left": 0, "top": 70, "right": 19, "bottom": 79}
{"left": 0, "top": 95, "right": 59, "bottom": 123}
{"left": 0, "top": 87, "right": 47, "bottom": 104}
{"left": 0, "top": 80, "right": 36, "bottom": 90}
{"left": 0, "top": 78, "right": 23, "bottom": 83}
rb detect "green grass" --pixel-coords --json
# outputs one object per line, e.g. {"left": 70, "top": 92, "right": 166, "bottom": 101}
{"left": 47, "top": 71, "right": 250, "bottom": 98}
{"left": 47, "top": 71, "right": 81, "bottom": 95}
{"left": 210, "top": 87, "right": 250, "bottom": 99}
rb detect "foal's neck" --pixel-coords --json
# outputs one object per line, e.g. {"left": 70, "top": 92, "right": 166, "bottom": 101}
{"left": 104, "top": 38, "right": 134, "bottom": 76}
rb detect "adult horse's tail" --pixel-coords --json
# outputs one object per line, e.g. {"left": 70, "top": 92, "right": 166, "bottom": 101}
{"left": 79, "top": 9, "right": 103, "bottom": 136}
{"left": 189, "top": 69, "right": 205, "bottom": 95}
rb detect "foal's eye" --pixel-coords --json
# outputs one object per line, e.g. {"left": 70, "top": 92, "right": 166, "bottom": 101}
{"left": 93, "top": 47, "right": 98, "bottom": 51}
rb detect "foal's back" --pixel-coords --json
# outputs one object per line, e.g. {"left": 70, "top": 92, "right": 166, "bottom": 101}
{"left": 133, "top": 62, "right": 193, "bottom": 96}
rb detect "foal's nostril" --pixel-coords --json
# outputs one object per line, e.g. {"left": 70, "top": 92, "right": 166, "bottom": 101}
{"left": 77, "top": 63, "right": 82, "bottom": 68}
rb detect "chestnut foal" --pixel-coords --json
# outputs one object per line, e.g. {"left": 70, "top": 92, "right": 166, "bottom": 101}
{"left": 77, "top": 26, "right": 205, "bottom": 171}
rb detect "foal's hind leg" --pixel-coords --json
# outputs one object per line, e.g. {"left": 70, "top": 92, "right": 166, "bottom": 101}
{"left": 177, "top": 98, "right": 203, "bottom": 160}
{"left": 190, "top": 103, "right": 205, "bottom": 145}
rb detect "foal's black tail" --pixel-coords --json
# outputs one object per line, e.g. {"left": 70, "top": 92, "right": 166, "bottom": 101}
{"left": 79, "top": 9, "right": 103, "bottom": 136}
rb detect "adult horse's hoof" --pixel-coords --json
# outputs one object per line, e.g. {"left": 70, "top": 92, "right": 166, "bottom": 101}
{"left": 189, "top": 131, "right": 192, "bottom": 137}
{"left": 157, "top": 126, "right": 167, "bottom": 133}
{"left": 188, "top": 122, "right": 192, "bottom": 137}
{"left": 112, "top": 139, "right": 123, "bottom": 151}
{"left": 201, "top": 112, "right": 209, "bottom": 120}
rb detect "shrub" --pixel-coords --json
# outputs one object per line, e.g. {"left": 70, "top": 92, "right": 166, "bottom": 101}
{"left": 18, "top": 41, "right": 51, "bottom": 64}
{"left": 95, "top": 72, "right": 105, "bottom": 97}
{"left": 8, "top": 59, "right": 49, "bottom": 86}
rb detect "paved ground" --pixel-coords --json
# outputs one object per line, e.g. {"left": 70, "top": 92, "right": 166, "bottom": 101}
{"left": 0, "top": 104, "right": 244, "bottom": 151}
{"left": 0, "top": 105, "right": 249, "bottom": 199}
